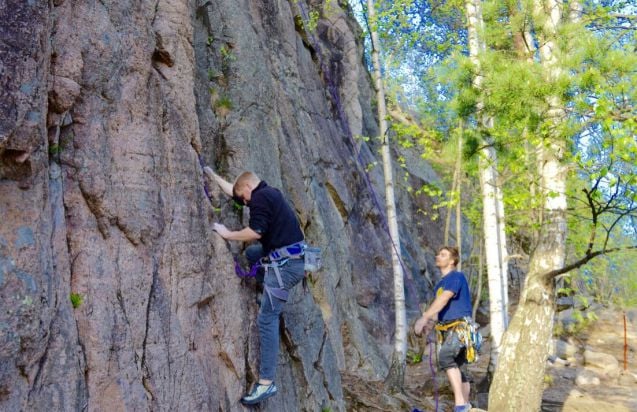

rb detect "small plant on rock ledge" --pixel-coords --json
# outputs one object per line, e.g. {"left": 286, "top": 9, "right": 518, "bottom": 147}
{"left": 70, "top": 292, "right": 83, "bottom": 309}
{"left": 208, "top": 68, "right": 222, "bottom": 81}
{"left": 220, "top": 44, "right": 236, "bottom": 72}
{"left": 214, "top": 96, "right": 233, "bottom": 117}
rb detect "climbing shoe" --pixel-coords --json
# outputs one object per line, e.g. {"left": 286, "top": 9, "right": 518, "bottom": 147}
{"left": 453, "top": 403, "right": 472, "bottom": 412}
{"left": 240, "top": 382, "right": 277, "bottom": 405}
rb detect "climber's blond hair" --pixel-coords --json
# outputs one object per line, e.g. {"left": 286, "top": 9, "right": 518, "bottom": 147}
{"left": 233, "top": 171, "right": 260, "bottom": 197}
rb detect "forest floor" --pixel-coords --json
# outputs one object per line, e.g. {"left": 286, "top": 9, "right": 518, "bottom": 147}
{"left": 541, "top": 307, "right": 637, "bottom": 412}
{"left": 342, "top": 307, "right": 636, "bottom": 411}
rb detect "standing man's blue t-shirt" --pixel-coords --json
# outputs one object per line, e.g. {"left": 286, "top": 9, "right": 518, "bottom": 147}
{"left": 434, "top": 270, "right": 472, "bottom": 322}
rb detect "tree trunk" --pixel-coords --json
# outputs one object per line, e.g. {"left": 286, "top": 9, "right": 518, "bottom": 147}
{"left": 488, "top": 262, "right": 556, "bottom": 410}
{"left": 489, "top": 0, "right": 568, "bottom": 409}
{"left": 366, "top": 0, "right": 407, "bottom": 390}
{"left": 489, "top": 200, "right": 566, "bottom": 410}
{"left": 466, "top": 0, "right": 509, "bottom": 370}
{"left": 456, "top": 132, "right": 463, "bottom": 270}
{"left": 472, "top": 236, "right": 484, "bottom": 320}
{"left": 444, "top": 165, "right": 456, "bottom": 245}
{"left": 479, "top": 155, "right": 509, "bottom": 370}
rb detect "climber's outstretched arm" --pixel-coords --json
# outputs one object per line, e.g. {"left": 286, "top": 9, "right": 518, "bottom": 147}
{"left": 204, "top": 166, "right": 233, "bottom": 197}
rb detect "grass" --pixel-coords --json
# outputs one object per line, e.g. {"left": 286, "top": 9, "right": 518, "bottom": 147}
{"left": 70, "top": 292, "right": 83, "bottom": 309}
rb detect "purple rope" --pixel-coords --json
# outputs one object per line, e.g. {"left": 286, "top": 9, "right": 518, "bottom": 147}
{"left": 197, "top": 154, "right": 213, "bottom": 202}
{"left": 234, "top": 256, "right": 260, "bottom": 278}
{"left": 428, "top": 334, "right": 439, "bottom": 412}
{"left": 296, "top": 2, "right": 411, "bottom": 280}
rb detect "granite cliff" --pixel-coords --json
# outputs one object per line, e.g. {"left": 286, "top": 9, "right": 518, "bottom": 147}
{"left": 0, "top": 1, "right": 463, "bottom": 410}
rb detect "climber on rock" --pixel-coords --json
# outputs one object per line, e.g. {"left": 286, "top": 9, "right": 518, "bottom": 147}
{"left": 204, "top": 167, "right": 306, "bottom": 405}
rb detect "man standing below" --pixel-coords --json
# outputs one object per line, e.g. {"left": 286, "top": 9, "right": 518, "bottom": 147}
{"left": 414, "top": 246, "right": 473, "bottom": 412}
{"left": 204, "top": 167, "right": 306, "bottom": 405}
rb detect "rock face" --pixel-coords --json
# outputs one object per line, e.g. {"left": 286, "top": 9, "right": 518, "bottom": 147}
{"left": 0, "top": 1, "right": 457, "bottom": 411}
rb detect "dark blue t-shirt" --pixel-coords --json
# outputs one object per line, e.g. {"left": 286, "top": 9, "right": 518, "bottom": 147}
{"left": 434, "top": 270, "right": 472, "bottom": 322}
{"left": 248, "top": 181, "right": 304, "bottom": 253}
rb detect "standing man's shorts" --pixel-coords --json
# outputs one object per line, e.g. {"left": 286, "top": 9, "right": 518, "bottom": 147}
{"left": 437, "top": 329, "right": 471, "bottom": 383}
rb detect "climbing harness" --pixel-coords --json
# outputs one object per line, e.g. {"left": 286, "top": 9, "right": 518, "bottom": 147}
{"left": 261, "top": 242, "right": 306, "bottom": 308}
{"left": 234, "top": 241, "right": 322, "bottom": 278}
{"left": 434, "top": 317, "right": 482, "bottom": 364}
{"left": 268, "top": 241, "right": 306, "bottom": 261}
{"left": 233, "top": 241, "right": 322, "bottom": 307}
{"left": 261, "top": 257, "right": 294, "bottom": 307}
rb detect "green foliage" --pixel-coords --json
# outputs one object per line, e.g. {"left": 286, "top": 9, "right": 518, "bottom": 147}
{"left": 406, "top": 350, "right": 422, "bottom": 364}
{"left": 567, "top": 227, "right": 637, "bottom": 308}
{"left": 554, "top": 310, "right": 598, "bottom": 337}
{"left": 70, "top": 292, "right": 83, "bottom": 309}
{"left": 306, "top": 9, "right": 320, "bottom": 32}
{"left": 296, "top": 0, "right": 335, "bottom": 34}
{"left": 543, "top": 374, "right": 553, "bottom": 386}
{"left": 48, "top": 144, "right": 61, "bottom": 155}
{"left": 352, "top": 0, "right": 637, "bottom": 293}
{"left": 220, "top": 44, "right": 236, "bottom": 72}
{"left": 354, "top": 134, "right": 371, "bottom": 143}
{"left": 208, "top": 68, "right": 222, "bottom": 81}
{"left": 232, "top": 201, "right": 244, "bottom": 211}
{"left": 214, "top": 96, "right": 233, "bottom": 110}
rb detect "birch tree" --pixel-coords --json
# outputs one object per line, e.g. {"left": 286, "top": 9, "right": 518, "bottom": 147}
{"left": 365, "top": 0, "right": 408, "bottom": 391}
{"left": 465, "top": 0, "right": 509, "bottom": 371}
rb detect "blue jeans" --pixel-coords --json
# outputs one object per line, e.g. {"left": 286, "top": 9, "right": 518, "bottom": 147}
{"left": 258, "top": 258, "right": 305, "bottom": 381}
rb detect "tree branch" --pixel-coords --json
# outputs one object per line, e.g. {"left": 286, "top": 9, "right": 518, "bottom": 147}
{"left": 545, "top": 245, "right": 637, "bottom": 279}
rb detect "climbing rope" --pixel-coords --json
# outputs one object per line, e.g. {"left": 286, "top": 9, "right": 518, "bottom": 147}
{"left": 296, "top": 1, "right": 413, "bottom": 284}
{"left": 234, "top": 257, "right": 260, "bottom": 278}
{"left": 196, "top": 5, "right": 416, "bottom": 284}
{"left": 428, "top": 333, "right": 439, "bottom": 412}
{"left": 197, "top": 154, "right": 214, "bottom": 202}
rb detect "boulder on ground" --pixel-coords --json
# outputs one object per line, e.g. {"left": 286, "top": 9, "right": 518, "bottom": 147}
{"left": 575, "top": 369, "right": 600, "bottom": 386}
{"left": 583, "top": 349, "right": 620, "bottom": 379}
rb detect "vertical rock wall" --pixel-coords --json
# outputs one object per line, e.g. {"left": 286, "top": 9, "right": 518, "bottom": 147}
{"left": 0, "top": 0, "right": 461, "bottom": 411}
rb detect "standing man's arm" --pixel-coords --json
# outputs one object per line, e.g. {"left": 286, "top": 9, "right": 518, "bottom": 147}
{"left": 414, "top": 290, "right": 454, "bottom": 335}
{"left": 204, "top": 166, "right": 234, "bottom": 197}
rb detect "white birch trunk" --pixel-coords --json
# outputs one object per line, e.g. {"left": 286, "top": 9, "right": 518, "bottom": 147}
{"left": 456, "top": 133, "right": 463, "bottom": 269}
{"left": 472, "top": 236, "right": 484, "bottom": 319}
{"left": 466, "top": 0, "right": 509, "bottom": 369}
{"left": 366, "top": 0, "right": 407, "bottom": 389}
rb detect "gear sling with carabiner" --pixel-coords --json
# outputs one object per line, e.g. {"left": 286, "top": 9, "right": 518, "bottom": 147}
{"left": 434, "top": 317, "right": 481, "bottom": 363}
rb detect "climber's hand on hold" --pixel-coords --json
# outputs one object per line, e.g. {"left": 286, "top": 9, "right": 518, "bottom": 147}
{"left": 203, "top": 166, "right": 218, "bottom": 182}
{"left": 212, "top": 222, "right": 230, "bottom": 238}
{"left": 204, "top": 167, "right": 233, "bottom": 197}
